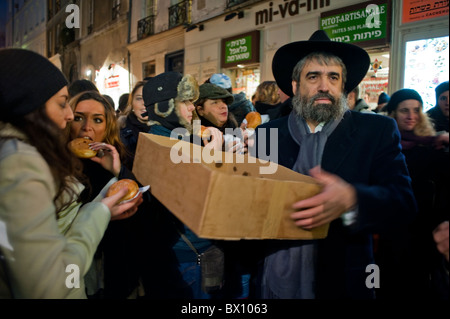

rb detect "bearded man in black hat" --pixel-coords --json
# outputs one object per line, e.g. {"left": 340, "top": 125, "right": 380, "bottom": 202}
{"left": 250, "top": 30, "right": 417, "bottom": 299}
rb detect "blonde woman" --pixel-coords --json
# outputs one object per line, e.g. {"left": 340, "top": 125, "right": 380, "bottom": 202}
{"left": 378, "top": 88, "right": 449, "bottom": 299}
{"left": 253, "top": 81, "right": 283, "bottom": 121}
{"left": 386, "top": 88, "right": 448, "bottom": 149}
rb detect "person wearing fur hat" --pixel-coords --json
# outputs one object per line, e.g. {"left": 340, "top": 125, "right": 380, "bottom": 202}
{"left": 378, "top": 88, "right": 449, "bottom": 299}
{"left": 144, "top": 72, "right": 222, "bottom": 149}
{"left": 142, "top": 72, "right": 231, "bottom": 299}
{"left": 249, "top": 30, "right": 417, "bottom": 299}
{"left": 427, "top": 81, "right": 449, "bottom": 132}
{"left": 0, "top": 49, "right": 142, "bottom": 298}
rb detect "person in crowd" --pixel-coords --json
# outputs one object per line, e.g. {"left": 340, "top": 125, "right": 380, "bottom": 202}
{"left": 68, "top": 79, "right": 99, "bottom": 99}
{"left": 431, "top": 220, "right": 449, "bottom": 299}
{"left": 253, "top": 81, "right": 283, "bottom": 121}
{"left": 0, "top": 48, "right": 142, "bottom": 298}
{"left": 117, "top": 93, "right": 130, "bottom": 116}
{"left": 228, "top": 91, "right": 256, "bottom": 126}
{"left": 206, "top": 73, "right": 233, "bottom": 93}
{"left": 206, "top": 73, "right": 256, "bottom": 127}
{"left": 277, "top": 86, "right": 293, "bottom": 118}
{"left": 434, "top": 221, "right": 449, "bottom": 261}
{"left": 118, "top": 81, "right": 149, "bottom": 169}
{"left": 346, "top": 85, "right": 372, "bottom": 113}
{"left": 102, "top": 94, "right": 115, "bottom": 111}
{"left": 374, "top": 92, "right": 390, "bottom": 113}
{"left": 67, "top": 90, "right": 149, "bottom": 299}
{"left": 376, "top": 88, "right": 449, "bottom": 299}
{"left": 142, "top": 71, "right": 230, "bottom": 299}
{"left": 427, "top": 81, "right": 449, "bottom": 133}
{"left": 195, "top": 83, "right": 237, "bottom": 131}
{"left": 195, "top": 83, "right": 247, "bottom": 153}
{"left": 249, "top": 30, "right": 417, "bottom": 299}
{"left": 145, "top": 73, "right": 222, "bottom": 147}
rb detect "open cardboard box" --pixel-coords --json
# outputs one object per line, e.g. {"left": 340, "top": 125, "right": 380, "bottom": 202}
{"left": 133, "top": 133, "right": 329, "bottom": 240}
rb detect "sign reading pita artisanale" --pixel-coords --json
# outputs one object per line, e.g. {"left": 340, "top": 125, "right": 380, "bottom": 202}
{"left": 320, "top": 0, "right": 390, "bottom": 48}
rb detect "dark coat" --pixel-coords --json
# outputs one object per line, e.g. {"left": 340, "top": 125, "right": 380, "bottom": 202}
{"left": 427, "top": 105, "right": 449, "bottom": 132}
{"left": 251, "top": 110, "right": 417, "bottom": 299}
{"left": 81, "top": 158, "right": 152, "bottom": 299}
{"left": 376, "top": 133, "right": 449, "bottom": 299}
{"left": 119, "top": 113, "right": 150, "bottom": 169}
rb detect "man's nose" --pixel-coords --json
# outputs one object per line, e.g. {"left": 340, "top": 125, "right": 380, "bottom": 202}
{"left": 317, "top": 78, "right": 330, "bottom": 92}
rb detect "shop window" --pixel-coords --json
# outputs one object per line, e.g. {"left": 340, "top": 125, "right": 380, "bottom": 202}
{"left": 360, "top": 50, "right": 390, "bottom": 110}
{"left": 142, "top": 60, "right": 156, "bottom": 79}
{"left": 165, "top": 50, "right": 184, "bottom": 74}
{"left": 404, "top": 36, "right": 449, "bottom": 112}
{"left": 226, "top": 66, "right": 260, "bottom": 101}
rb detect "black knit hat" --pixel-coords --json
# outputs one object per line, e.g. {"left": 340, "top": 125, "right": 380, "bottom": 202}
{"left": 385, "top": 89, "right": 423, "bottom": 114}
{"left": 435, "top": 81, "right": 449, "bottom": 101}
{"left": 377, "top": 92, "right": 390, "bottom": 105}
{"left": 0, "top": 48, "right": 68, "bottom": 121}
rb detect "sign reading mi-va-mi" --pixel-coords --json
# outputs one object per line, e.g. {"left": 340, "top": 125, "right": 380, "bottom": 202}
{"left": 222, "top": 31, "right": 260, "bottom": 68}
{"left": 320, "top": 0, "right": 389, "bottom": 46}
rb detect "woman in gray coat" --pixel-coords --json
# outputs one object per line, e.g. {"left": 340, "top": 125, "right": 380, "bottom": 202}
{"left": 0, "top": 49, "right": 142, "bottom": 298}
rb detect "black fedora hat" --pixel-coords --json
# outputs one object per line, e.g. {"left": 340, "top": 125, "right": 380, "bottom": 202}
{"left": 272, "top": 30, "right": 370, "bottom": 97}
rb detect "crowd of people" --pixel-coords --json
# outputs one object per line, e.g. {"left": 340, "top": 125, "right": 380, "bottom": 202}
{"left": 0, "top": 29, "right": 448, "bottom": 300}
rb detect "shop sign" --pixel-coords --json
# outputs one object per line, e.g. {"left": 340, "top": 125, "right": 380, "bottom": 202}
{"left": 402, "top": 0, "right": 449, "bottom": 24}
{"left": 320, "top": 0, "right": 390, "bottom": 48}
{"left": 221, "top": 31, "right": 260, "bottom": 69}
{"left": 105, "top": 75, "right": 120, "bottom": 89}
{"left": 254, "top": 0, "right": 332, "bottom": 26}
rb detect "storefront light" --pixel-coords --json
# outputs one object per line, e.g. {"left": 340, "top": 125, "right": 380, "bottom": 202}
{"left": 237, "top": 64, "right": 245, "bottom": 68}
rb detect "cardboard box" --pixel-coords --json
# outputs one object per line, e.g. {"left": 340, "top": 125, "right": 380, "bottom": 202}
{"left": 133, "top": 133, "right": 329, "bottom": 240}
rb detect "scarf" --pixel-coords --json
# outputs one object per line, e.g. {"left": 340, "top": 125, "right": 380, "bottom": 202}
{"left": 127, "top": 111, "right": 150, "bottom": 136}
{"left": 261, "top": 112, "right": 341, "bottom": 299}
{"left": 400, "top": 130, "right": 437, "bottom": 150}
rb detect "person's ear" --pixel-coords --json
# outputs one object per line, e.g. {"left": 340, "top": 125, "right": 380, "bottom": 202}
{"left": 196, "top": 105, "right": 204, "bottom": 116}
{"left": 292, "top": 81, "right": 298, "bottom": 95}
